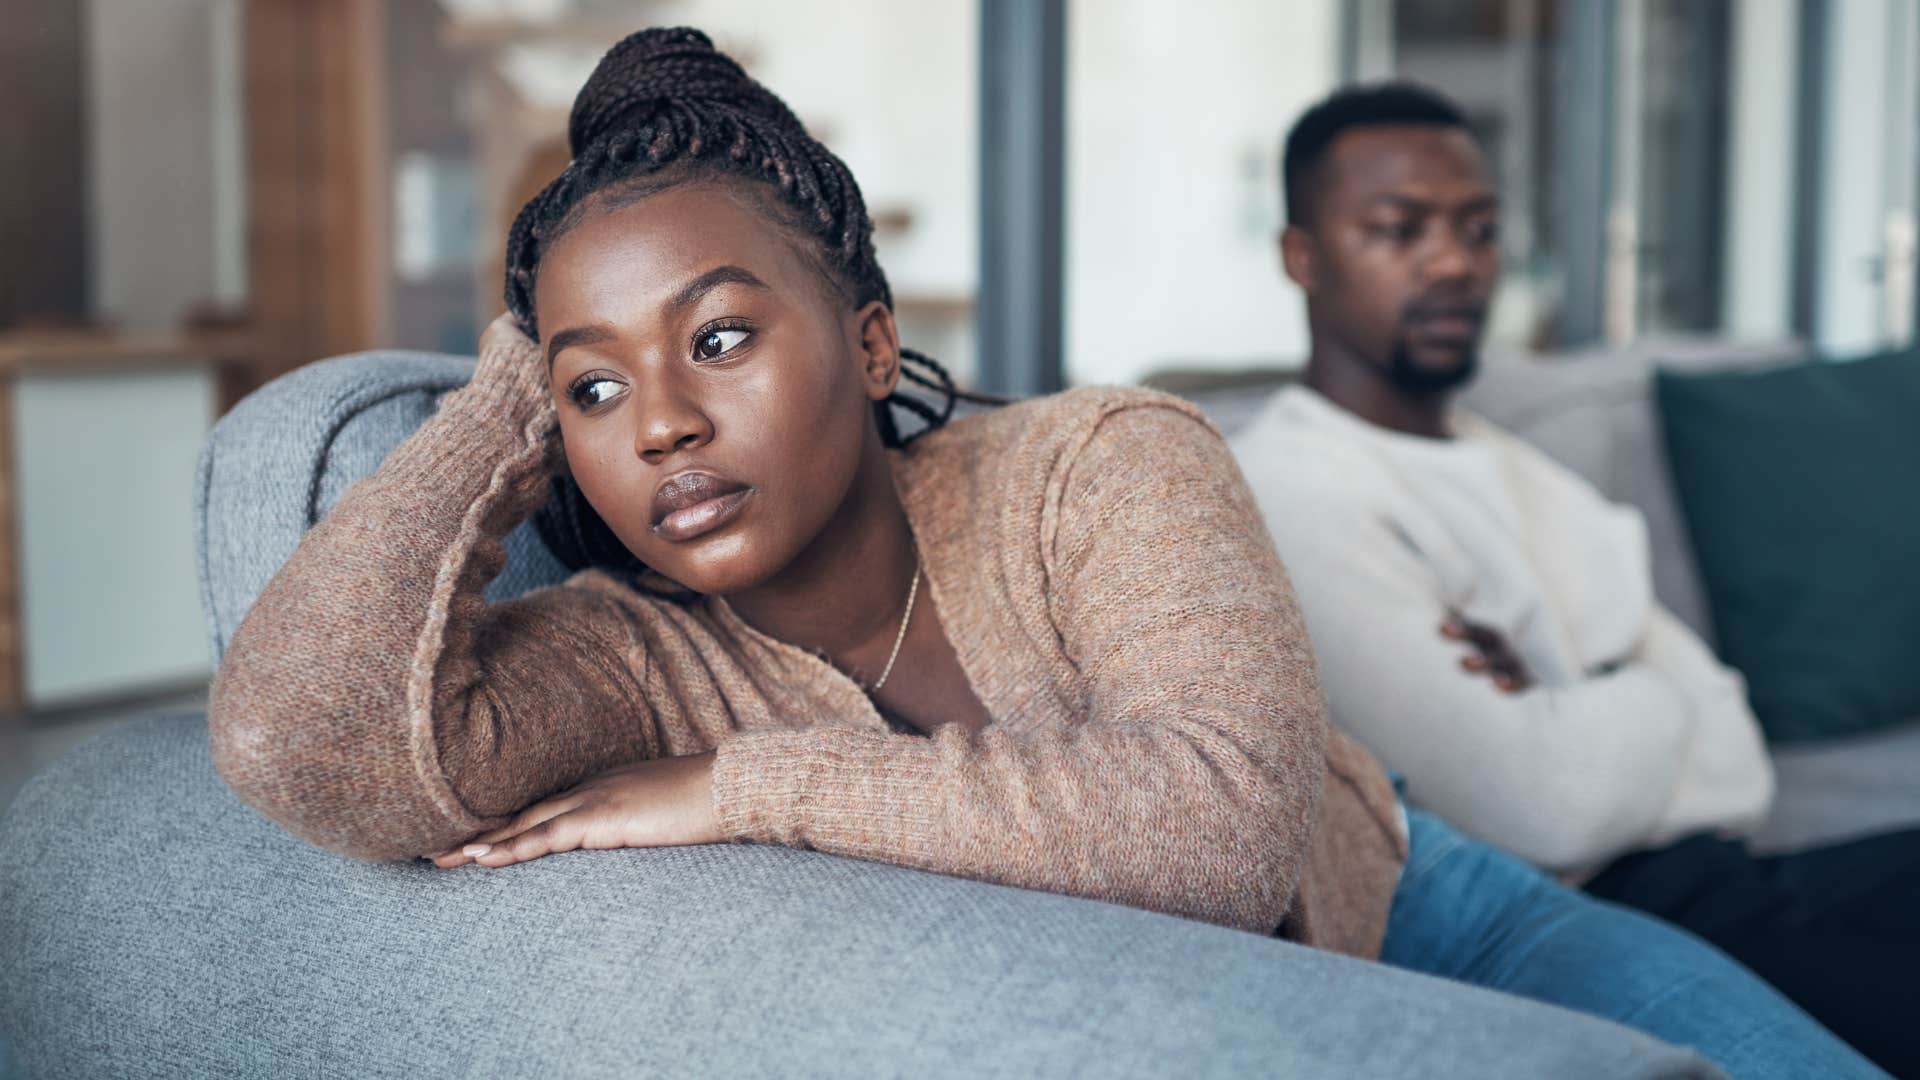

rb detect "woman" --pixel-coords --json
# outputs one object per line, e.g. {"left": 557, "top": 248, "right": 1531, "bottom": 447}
{"left": 210, "top": 28, "right": 1881, "bottom": 1078}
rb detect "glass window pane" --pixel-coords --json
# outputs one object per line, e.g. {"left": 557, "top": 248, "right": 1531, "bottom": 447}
{"left": 1066, "top": 0, "right": 1340, "bottom": 383}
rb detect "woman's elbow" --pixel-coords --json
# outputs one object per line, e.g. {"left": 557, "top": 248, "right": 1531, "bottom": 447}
{"left": 208, "top": 682, "right": 455, "bottom": 862}
{"left": 1161, "top": 796, "right": 1303, "bottom": 934}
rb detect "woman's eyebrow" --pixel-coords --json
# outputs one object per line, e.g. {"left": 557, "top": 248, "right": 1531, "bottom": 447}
{"left": 546, "top": 325, "right": 614, "bottom": 371}
{"left": 667, "top": 265, "right": 771, "bottom": 313}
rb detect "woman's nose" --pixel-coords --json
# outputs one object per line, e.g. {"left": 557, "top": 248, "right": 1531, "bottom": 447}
{"left": 633, "top": 386, "right": 714, "bottom": 464}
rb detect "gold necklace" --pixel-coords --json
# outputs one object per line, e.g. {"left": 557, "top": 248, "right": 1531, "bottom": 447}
{"left": 866, "top": 559, "right": 921, "bottom": 694}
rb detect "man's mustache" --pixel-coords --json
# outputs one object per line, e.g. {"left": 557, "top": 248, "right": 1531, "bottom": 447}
{"left": 1402, "top": 295, "right": 1487, "bottom": 323}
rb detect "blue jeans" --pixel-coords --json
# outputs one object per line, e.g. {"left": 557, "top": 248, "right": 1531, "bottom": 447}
{"left": 1381, "top": 807, "right": 1886, "bottom": 1080}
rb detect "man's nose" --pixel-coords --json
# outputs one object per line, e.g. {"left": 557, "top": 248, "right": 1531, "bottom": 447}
{"left": 1423, "top": 229, "right": 1475, "bottom": 282}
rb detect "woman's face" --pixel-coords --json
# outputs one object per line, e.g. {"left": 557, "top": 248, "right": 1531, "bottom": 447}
{"left": 533, "top": 181, "right": 899, "bottom": 595}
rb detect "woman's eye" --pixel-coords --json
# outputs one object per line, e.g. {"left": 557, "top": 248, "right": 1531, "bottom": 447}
{"left": 694, "top": 327, "right": 751, "bottom": 360}
{"left": 569, "top": 377, "right": 623, "bottom": 408}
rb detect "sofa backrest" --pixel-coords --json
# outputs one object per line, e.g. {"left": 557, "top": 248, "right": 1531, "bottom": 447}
{"left": 1462, "top": 338, "right": 1806, "bottom": 645}
{"left": 1162, "top": 338, "right": 1807, "bottom": 648}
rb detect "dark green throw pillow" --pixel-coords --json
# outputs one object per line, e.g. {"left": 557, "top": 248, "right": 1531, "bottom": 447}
{"left": 1656, "top": 350, "right": 1920, "bottom": 742}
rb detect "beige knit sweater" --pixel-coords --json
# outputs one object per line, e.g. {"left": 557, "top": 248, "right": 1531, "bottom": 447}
{"left": 209, "top": 322, "right": 1406, "bottom": 957}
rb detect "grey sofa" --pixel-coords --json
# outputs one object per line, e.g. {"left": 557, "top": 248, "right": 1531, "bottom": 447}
{"left": 3, "top": 345, "right": 1787, "bottom": 1079}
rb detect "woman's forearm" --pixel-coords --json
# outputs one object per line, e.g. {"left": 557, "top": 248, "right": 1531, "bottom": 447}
{"left": 710, "top": 716, "right": 1309, "bottom": 934}
{"left": 208, "top": 318, "right": 613, "bottom": 859}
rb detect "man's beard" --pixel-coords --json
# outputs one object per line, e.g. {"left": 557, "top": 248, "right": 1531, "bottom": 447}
{"left": 1386, "top": 338, "right": 1480, "bottom": 394}
{"left": 1385, "top": 293, "right": 1486, "bottom": 394}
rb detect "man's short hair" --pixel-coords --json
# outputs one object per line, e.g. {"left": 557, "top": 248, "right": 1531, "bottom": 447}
{"left": 1283, "top": 81, "right": 1470, "bottom": 227}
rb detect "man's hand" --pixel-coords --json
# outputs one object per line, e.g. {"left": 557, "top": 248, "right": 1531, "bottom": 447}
{"left": 1441, "top": 612, "right": 1535, "bottom": 694}
{"left": 426, "top": 752, "right": 723, "bottom": 869}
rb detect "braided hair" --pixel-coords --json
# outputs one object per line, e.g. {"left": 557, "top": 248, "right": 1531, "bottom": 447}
{"left": 505, "top": 27, "right": 987, "bottom": 580}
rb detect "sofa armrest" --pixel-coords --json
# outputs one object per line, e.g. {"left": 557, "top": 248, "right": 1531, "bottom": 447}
{"left": 1, "top": 712, "right": 1715, "bottom": 1079}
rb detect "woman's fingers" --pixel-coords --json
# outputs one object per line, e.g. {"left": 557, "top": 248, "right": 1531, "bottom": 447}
{"left": 422, "top": 795, "right": 584, "bottom": 868}
{"left": 471, "top": 813, "right": 587, "bottom": 867}
{"left": 474, "top": 796, "right": 583, "bottom": 846}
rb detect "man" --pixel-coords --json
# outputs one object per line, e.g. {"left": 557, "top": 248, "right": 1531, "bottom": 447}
{"left": 1232, "top": 82, "right": 1917, "bottom": 1076}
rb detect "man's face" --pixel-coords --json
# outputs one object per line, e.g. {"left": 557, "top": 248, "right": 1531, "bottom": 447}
{"left": 1290, "top": 124, "right": 1500, "bottom": 393}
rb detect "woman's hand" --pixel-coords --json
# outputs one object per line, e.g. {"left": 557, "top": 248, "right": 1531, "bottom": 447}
{"left": 426, "top": 752, "right": 723, "bottom": 869}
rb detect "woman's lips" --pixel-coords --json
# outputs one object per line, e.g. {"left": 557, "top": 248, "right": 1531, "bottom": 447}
{"left": 649, "top": 472, "right": 753, "bottom": 542}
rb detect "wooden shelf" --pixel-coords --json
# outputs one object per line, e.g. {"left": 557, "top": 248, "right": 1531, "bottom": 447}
{"left": 439, "top": 16, "right": 636, "bottom": 51}
{"left": 0, "top": 331, "right": 255, "bottom": 376}
{"left": 893, "top": 293, "right": 974, "bottom": 319}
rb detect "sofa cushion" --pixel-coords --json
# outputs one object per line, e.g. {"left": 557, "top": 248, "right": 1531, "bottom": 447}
{"left": 1752, "top": 717, "right": 1920, "bottom": 852}
{"left": 1657, "top": 350, "right": 1920, "bottom": 742}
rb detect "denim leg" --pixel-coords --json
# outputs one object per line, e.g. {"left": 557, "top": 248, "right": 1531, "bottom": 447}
{"left": 1381, "top": 808, "right": 1886, "bottom": 1080}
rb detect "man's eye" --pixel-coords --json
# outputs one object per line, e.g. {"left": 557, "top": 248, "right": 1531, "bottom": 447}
{"left": 1467, "top": 220, "right": 1501, "bottom": 246}
{"left": 1370, "top": 221, "right": 1420, "bottom": 244}
{"left": 695, "top": 328, "right": 751, "bottom": 360}
{"left": 569, "top": 377, "right": 622, "bottom": 408}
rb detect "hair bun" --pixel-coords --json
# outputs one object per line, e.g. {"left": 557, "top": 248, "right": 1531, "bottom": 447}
{"left": 567, "top": 26, "right": 802, "bottom": 157}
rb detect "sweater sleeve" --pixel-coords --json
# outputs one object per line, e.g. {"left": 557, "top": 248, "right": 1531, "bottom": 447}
{"left": 1633, "top": 604, "right": 1775, "bottom": 843}
{"left": 1253, "top": 483, "right": 1699, "bottom": 873}
{"left": 209, "top": 316, "right": 673, "bottom": 860}
{"left": 709, "top": 402, "right": 1326, "bottom": 934}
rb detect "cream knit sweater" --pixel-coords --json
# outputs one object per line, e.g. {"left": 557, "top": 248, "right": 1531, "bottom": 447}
{"left": 209, "top": 321, "right": 1406, "bottom": 956}
{"left": 1232, "top": 385, "right": 1774, "bottom": 877}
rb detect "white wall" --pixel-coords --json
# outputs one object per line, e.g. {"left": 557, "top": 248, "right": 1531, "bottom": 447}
{"left": 675, "top": 0, "right": 979, "bottom": 377}
{"left": 16, "top": 370, "right": 215, "bottom": 705}
{"left": 1721, "top": 0, "right": 1797, "bottom": 340}
{"left": 1065, "top": 0, "right": 1338, "bottom": 385}
{"left": 1813, "top": 0, "right": 1909, "bottom": 355}
{"left": 86, "top": 0, "right": 246, "bottom": 330}
{"left": 17, "top": 0, "right": 237, "bottom": 706}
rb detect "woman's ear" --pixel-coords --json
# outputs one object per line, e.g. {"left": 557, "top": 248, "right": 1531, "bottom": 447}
{"left": 852, "top": 300, "right": 903, "bottom": 402}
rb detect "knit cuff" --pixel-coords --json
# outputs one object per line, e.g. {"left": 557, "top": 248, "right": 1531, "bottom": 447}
{"left": 710, "top": 728, "right": 945, "bottom": 867}
{"left": 451, "top": 313, "right": 559, "bottom": 437}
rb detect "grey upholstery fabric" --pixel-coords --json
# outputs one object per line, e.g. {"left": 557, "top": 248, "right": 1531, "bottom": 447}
{"left": 0, "top": 712, "right": 1714, "bottom": 1079}
{"left": 1755, "top": 718, "right": 1920, "bottom": 853}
